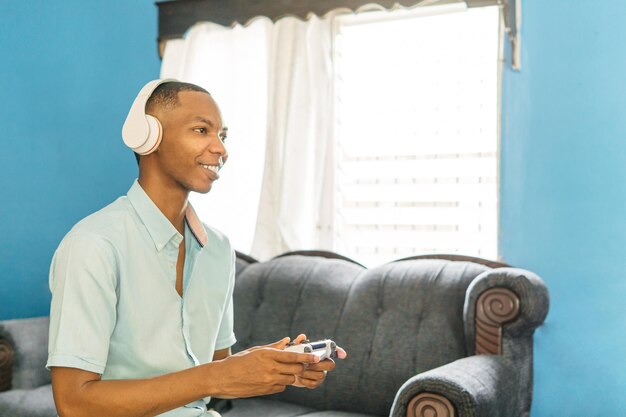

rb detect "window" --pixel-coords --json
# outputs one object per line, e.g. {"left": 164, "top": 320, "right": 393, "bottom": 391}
{"left": 162, "top": 4, "right": 501, "bottom": 264}
{"left": 332, "top": 5, "right": 500, "bottom": 267}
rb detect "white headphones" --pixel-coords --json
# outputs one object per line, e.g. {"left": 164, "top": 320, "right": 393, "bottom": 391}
{"left": 122, "top": 78, "right": 178, "bottom": 155}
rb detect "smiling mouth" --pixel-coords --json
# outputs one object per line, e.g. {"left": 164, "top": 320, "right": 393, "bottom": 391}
{"left": 200, "top": 164, "right": 222, "bottom": 181}
{"left": 200, "top": 164, "right": 220, "bottom": 174}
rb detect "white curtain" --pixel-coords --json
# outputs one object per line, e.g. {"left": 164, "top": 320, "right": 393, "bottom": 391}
{"left": 161, "top": 14, "right": 336, "bottom": 260}
{"left": 252, "top": 15, "right": 336, "bottom": 260}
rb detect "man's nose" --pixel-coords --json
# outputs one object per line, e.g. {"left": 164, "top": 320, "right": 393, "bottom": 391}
{"left": 218, "top": 151, "right": 228, "bottom": 167}
{"left": 210, "top": 136, "right": 228, "bottom": 164}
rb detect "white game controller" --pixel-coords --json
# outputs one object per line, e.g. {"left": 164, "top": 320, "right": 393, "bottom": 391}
{"left": 284, "top": 339, "right": 338, "bottom": 361}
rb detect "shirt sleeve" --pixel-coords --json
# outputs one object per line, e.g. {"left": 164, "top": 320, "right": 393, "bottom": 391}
{"left": 47, "top": 233, "right": 118, "bottom": 374}
{"left": 214, "top": 248, "right": 237, "bottom": 350}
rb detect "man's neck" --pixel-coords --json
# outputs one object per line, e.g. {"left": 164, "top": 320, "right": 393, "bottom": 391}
{"left": 137, "top": 174, "right": 188, "bottom": 235}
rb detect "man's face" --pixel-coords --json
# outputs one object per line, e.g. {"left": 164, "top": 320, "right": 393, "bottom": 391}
{"left": 152, "top": 91, "right": 228, "bottom": 194}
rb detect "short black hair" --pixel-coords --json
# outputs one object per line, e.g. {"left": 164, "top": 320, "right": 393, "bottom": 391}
{"left": 134, "top": 81, "right": 211, "bottom": 164}
{"left": 145, "top": 81, "right": 210, "bottom": 114}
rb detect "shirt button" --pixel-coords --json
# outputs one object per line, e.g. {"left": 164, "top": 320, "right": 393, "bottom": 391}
{"left": 169, "top": 262, "right": 175, "bottom": 268}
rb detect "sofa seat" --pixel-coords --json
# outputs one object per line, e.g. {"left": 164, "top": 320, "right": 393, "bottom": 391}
{"left": 226, "top": 398, "right": 376, "bottom": 417}
{"left": 0, "top": 387, "right": 377, "bottom": 417}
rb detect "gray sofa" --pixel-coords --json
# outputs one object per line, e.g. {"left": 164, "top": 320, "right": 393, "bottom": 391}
{"left": 0, "top": 251, "right": 549, "bottom": 417}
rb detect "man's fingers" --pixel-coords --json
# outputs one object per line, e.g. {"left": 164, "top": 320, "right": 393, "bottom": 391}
{"left": 293, "top": 333, "right": 307, "bottom": 344}
{"left": 269, "top": 384, "right": 288, "bottom": 394}
{"left": 301, "top": 369, "right": 327, "bottom": 381}
{"left": 276, "top": 373, "right": 298, "bottom": 386}
{"left": 266, "top": 337, "right": 291, "bottom": 349}
{"left": 295, "top": 373, "right": 326, "bottom": 389}
{"left": 276, "top": 362, "right": 307, "bottom": 376}
{"left": 273, "top": 350, "right": 321, "bottom": 364}
{"left": 336, "top": 347, "right": 347, "bottom": 359}
{"left": 306, "top": 358, "right": 335, "bottom": 372}
{"left": 246, "top": 337, "right": 292, "bottom": 353}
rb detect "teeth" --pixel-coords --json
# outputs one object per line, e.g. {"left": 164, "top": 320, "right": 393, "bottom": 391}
{"left": 201, "top": 164, "right": 220, "bottom": 173}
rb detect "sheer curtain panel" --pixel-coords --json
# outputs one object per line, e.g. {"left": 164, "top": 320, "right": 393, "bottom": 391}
{"left": 161, "top": 20, "right": 271, "bottom": 255}
{"left": 251, "top": 15, "right": 336, "bottom": 260}
{"left": 160, "top": 15, "right": 336, "bottom": 260}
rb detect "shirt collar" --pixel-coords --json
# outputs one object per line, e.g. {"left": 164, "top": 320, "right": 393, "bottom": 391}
{"left": 127, "top": 180, "right": 208, "bottom": 251}
{"left": 184, "top": 204, "right": 208, "bottom": 248}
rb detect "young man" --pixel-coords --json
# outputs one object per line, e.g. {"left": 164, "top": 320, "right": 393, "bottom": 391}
{"left": 47, "top": 80, "right": 346, "bottom": 417}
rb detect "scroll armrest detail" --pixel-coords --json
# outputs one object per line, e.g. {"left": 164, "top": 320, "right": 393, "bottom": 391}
{"left": 407, "top": 392, "right": 455, "bottom": 417}
{"left": 475, "top": 287, "right": 520, "bottom": 355}
{"left": 390, "top": 355, "right": 520, "bottom": 417}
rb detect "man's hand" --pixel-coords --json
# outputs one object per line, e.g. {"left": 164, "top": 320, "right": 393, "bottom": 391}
{"left": 280, "top": 334, "right": 348, "bottom": 389}
{"left": 209, "top": 337, "right": 322, "bottom": 398}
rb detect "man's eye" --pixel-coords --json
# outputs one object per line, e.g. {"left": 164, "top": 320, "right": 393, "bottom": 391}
{"left": 194, "top": 128, "right": 206, "bottom": 134}
{"left": 220, "top": 135, "right": 227, "bottom": 143}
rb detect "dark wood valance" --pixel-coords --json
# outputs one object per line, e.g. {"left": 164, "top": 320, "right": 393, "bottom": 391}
{"left": 156, "top": 0, "right": 521, "bottom": 69}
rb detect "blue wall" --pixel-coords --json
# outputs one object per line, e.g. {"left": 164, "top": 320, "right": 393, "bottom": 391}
{"left": 0, "top": 0, "right": 160, "bottom": 319}
{"left": 1, "top": 0, "right": 625, "bottom": 415}
{"left": 500, "top": 1, "right": 626, "bottom": 416}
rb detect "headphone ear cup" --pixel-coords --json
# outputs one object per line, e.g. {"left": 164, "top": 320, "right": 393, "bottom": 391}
{"left": 135, "top": 115, "right": 163, "bottom": 155}
{"left": 123, "top": 78, "right": 177, "bottom": 154}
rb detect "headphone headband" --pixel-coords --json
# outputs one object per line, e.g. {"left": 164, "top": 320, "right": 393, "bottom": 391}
{"left": 122, "top": 78, "right": 178, "bottom": 155}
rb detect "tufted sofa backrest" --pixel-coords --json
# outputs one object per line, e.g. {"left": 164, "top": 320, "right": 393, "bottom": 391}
{"left": 232, "top": 255, "right": 490, "bottom": 416}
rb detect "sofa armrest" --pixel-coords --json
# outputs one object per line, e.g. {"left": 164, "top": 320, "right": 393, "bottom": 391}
{"left": 0, "top": 316, "right": 51, "bottom": 391}
{"left": 0, "top": 336, "right": 14, "bottom": 392}
{"left": 464, "top": 268, "right": 549, "bottom": 356}
{"left": 389, "top": 355, "right": 520, "bottom": 417}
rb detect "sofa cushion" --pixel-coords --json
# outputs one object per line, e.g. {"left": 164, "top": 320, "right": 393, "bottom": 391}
{"left": 232, "top": 256, "right": 489, "bottom": 416}
{"left": 0, "top": 384, "right": 56, "bottom": 417}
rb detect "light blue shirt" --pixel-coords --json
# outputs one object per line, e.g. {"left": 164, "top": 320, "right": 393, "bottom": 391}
{"left": 47, "top": 180, "right": 237, "bottom": 416}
